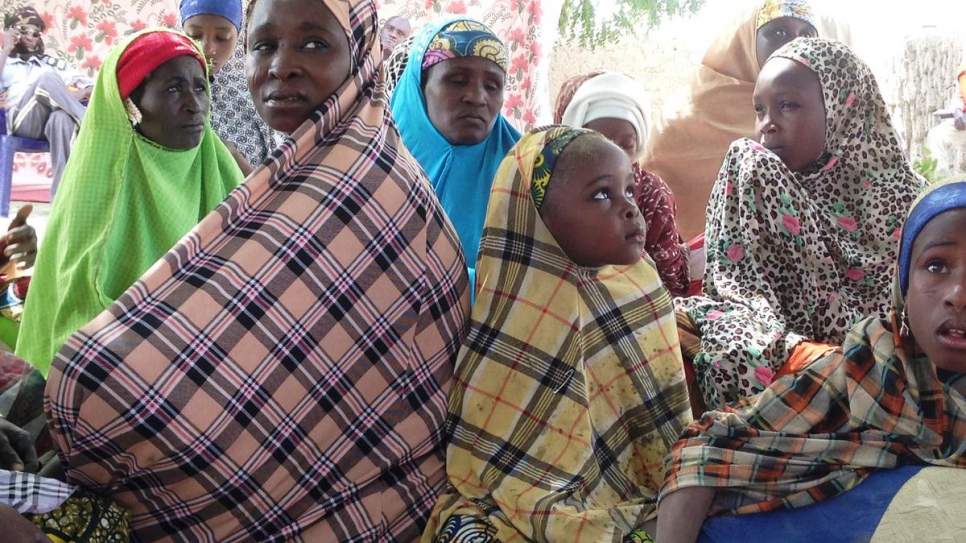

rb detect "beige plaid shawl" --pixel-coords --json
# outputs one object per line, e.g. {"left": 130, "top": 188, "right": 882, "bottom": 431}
{"left": 44, "top": 0, "right": 470, "bottom": 541}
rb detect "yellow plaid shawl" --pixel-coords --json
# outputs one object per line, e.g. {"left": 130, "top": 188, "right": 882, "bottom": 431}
{"left": 424, "top": 127, "right": 692, "bottom": 542}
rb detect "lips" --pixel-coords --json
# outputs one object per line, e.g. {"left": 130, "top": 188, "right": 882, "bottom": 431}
{"left": 264, "top": 89, "right": 306, "bottom": 107}
{"left": 936, "top": 321, "right": 966, "bottom": 350}
{"left": 626, "top": 226, "right": 647, "bottom": 244}
{"left": 458, "top": 113, "right": 487, "bottom": 125}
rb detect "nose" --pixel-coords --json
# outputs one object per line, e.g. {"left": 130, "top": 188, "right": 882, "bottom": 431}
{"left": 203, "top": 40, "right": 218, "bottom": 63}
{"left": 757, "top": 114, "right": 777, "bottom": 137}
{"left": 622, "top": 194, "right": 640, "bottom": 219}
{"left": 462, "top": 81, "right": 486, "bottom": 106}
{"left": 944, "top": 273, "right": 966, "bottom": 311}
{"left": 182, "top": 88, "right": 205, "bottom": 115}
{"left": 269, "top": 49, "right": 302, "bottom": 80}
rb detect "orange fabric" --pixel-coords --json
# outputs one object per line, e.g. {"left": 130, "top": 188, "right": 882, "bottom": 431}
{"left": 776, "top": 341, "right": 838, "bottom": 379}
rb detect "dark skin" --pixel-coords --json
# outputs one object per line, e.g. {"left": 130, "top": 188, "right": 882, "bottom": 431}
{"left": 755, "top": 17, "right": 817, "bottom": 68}
{"left": 0, "top": 503, "right": 48, "bottom": 542}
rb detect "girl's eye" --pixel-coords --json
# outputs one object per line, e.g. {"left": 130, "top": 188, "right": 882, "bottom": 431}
{"left": 753, "top": 104, "right": 764, "bottom": 114}
{"left": 625, "top": 186, "right": 636, "bottom": 199}
{"left": 251, "top": 41, "right": 273, "bottom": 52}
{"left": 591, "top": 189, "right": 610, "bottom": 200}
{"left": 925, "top": 260, "right": 948, "bottom": 274}
{"left": 780, "top": 101, "right": 799, "bottom": 111}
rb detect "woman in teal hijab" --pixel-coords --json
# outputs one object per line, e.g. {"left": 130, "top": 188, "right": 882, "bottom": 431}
{"left": 390, "top": 17, "right": 520, "bottom": 290}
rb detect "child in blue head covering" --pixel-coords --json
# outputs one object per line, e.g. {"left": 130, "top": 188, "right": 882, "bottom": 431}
{"left": 180, "top": 0, "right": 277, "bottom": 174}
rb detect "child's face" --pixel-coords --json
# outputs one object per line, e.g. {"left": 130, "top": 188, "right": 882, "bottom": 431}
{"left": 540, "top": 138, "right": 645, "bottom": 268}
{"left": 183, "top": 14, "right": 238, "bottom": 76}
{"left": 583, "top": 117, "right": 640, "bottom": 161}
{"left": 246, "top": 0, "right": 351, "bottom": 134}
{"left": 906, "top": 208, "right": 966, "bottom": 373}
{"left": 753, "top": 57, "right": 826, "bottom": 173}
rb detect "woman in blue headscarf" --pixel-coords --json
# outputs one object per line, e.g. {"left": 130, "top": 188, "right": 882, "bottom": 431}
{"left": 390, "top": 18, "right": 520, "bottom": 290}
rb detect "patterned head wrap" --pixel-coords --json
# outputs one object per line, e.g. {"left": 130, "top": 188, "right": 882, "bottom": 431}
{"left": 420, "top": 19, "right": 507, "bottom": 73}
{"left": 179, "top": 0, "right": 243, "bottom": 31}
{"left": 529, "top": 125, "right": 594, "bottom": 211}
{"left": 424, "top": 124, "right": 691, "bottom": 542}
{"left": 756, "top": 0, "right": 815, "bottom": 31}
{"left": 4, "top": 5, "right": 44, "bottom": 31}
{"left": 899, "top": 180, "right": 966, "bottom": 296}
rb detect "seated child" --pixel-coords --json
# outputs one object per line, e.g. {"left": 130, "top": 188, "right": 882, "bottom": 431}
{"left": 555, "top": 71, "right": 689, "bottom": 297}
{"left": 677, "top": 37, "right": 925, "bottom": 409}
{"left": 656, "top": 178, "right": 966, "bottom": 543}
{"left": 421, "top": 126, "right": 693, "bottom": 543}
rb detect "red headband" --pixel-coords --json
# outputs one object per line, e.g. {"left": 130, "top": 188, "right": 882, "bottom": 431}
{"left": 116, "top": 31, "right": 206, "bottom": 99}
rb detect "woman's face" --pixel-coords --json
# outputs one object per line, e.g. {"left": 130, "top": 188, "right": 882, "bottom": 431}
{"left": 183, "top": 14, "right": 238, "bottom": 76}
{"left": 753, "top": 57, "right": 826, "bottom": 172}
{"left": 755, "top": 17, "right": 817, "bottom": 68}
{"left": 246, "top": 0, "right": 351, "bottom": 134}
{"left": 583, "top": 117, "right": 641, "bottom": 161}
{"left": 422, "top": 56, "right": 505, "bottom": 145}
{"left": 132, "top": 55, "right": 209, "bottom": 149}
{"left": 906, "top": 208, "right": 966, "bottom": 374}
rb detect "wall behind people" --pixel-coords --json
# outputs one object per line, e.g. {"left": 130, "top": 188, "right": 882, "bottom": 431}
{"left": 8, "top": 0, "right": 562, "bottom": 140}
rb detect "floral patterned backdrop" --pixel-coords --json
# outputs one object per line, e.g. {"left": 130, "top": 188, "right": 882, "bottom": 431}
{"left": 2, "top": 0, "right": 561, "bottom": 191}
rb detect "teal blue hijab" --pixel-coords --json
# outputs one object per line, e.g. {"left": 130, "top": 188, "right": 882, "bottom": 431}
{"left": 389, "top": 17, "right": 520, "bottom": 289}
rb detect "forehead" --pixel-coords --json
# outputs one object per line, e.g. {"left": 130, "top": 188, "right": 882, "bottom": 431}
{"left": 248, "top": 0, "right": 344, "bottom": 34}
{"left": 148, "top": 55, "right": 206, "bottom": 80}
{"left": 913, "top": 208, "right": 966, "bottom": 252}
{"left": 430, "top": 56, "right": 504, "bottom": 78}
{"left": 555, "top": 137, "right": 628, "bottom": 184}
{"left": 386, "top": 18, "right": 410, "bottom": 31}
{"left": 755, "top": 57, "right": 820, "bottom": 95}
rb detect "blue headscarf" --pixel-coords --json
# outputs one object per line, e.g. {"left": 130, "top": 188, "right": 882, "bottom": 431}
{"left": 179, "top": 0, "right": 242, "bottom": 31}
{"left": 899, "top": 180, "right": 966, "bottom": 296}
{"left": 390, "top": 16, "right": 521, "bottom": 289}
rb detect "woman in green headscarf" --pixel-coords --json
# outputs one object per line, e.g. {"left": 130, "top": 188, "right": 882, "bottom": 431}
{"left": 15, "top": 28, "right": 243, "bottom": 377}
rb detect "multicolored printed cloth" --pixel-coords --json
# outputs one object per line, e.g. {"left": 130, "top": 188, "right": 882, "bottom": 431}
{"left": 421, "top": 126, "right": 691, "bottom": 543}
{"left": 45, "top": 0, "right": 470, "bottom": 541}
{"left": 554, "top": 72, "right": 689, "bottom": 296}
{"left": 421, "top": 20, "right": 508, "bottom": 72}
{"left": 755, "top": 0, "right": 814, "bottom": 30}
{"left": 662, "top": 180, "right": 966, "bottom": 519}
{"left": 677, "top": 38, "right": 925, "bottom": 408}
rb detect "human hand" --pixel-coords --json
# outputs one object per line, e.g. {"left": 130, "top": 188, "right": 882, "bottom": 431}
{"left": 69, "top": 86, "right": 91, "bottom": 101}
{"left": 2, "top": 28, "right": 18, "bottom": 54}
{"left": 0, "top": 205, "right": 36, "bottom": 274}
{"left": 0, "top": 503, "right": 48, "bottom": 542}
{"left": 0, "top": 417, "right": 38, "bottom": 471}
{"left": 954, "top": 108, "right": 966, "bottom": 131}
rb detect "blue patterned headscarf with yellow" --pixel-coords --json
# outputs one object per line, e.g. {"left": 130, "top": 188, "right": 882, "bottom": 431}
{"left": 390, "top": 16, "right": 521, "bottom": 292}
{"left": 420, "top": 20, "right": 508, "bottom": 72}
{"left": 530, "top": 126, "right": 595, "bottom": 211}
{"left": 756, "top": 0, "right": 815, "bottom": 30}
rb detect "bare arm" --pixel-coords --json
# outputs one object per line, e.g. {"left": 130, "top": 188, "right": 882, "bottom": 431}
{"left": 656, "top": 486, "right": 716, "bottom": 543}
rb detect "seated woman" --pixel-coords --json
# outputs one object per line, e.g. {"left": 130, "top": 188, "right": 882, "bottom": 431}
{"left": 422, "top": 127, "right": 692, "bottom": 543}
{"left": 390, "top": 17, "right": 520, "bottom": 289}
{"left": 45, "top": 0, "right": 469, "bottom": 540}
{"left": 180, "top": 0, "right": 278, "bottom": 174}
{"left": 555, "top": 71, "right": 688, "bottom": 296}
{"left": 677, "top": 37, "right": 924, "bottom": 409}
{"left": 657, "top": 178, "right": 966, "bottom": 543}
{"left": 14, "top": 29, "right": 243, "bottom": 378}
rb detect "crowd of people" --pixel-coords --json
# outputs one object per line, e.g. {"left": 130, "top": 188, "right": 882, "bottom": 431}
{"left": 0, "top": 0, "right": 964, "bottom": 542}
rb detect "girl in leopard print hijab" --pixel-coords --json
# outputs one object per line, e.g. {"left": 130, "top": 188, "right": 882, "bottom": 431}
{"left": 678, "top": 37, "right": 925, "bottom": 408}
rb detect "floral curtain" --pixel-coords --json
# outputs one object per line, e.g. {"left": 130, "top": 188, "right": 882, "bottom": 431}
{"left": 1, "top": 0, "right": 560, "bottom": 191}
